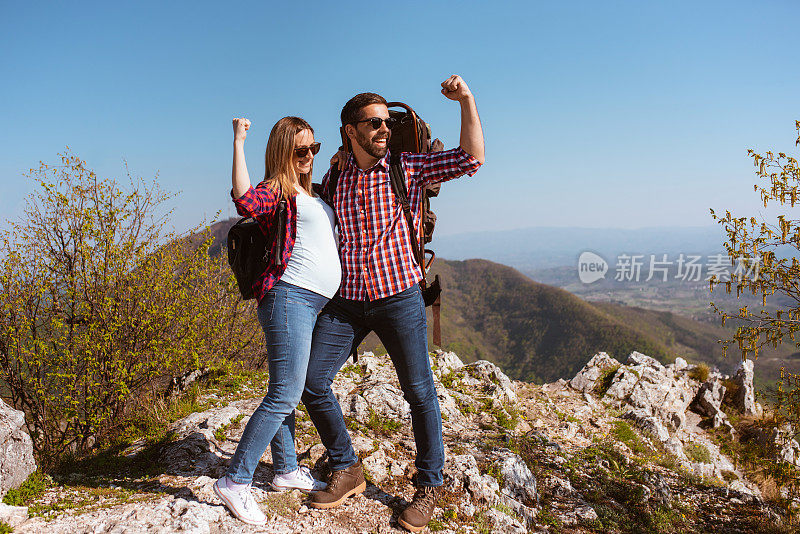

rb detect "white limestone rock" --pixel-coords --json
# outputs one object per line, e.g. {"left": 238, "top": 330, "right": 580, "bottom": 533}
{"left": 465, "top": 360, "right": 517, "bottom": 402}
{"left": 0, "top": 399, "right": 36, "bottom": 499}
{"left": 569, "top": 352, "right": 621, "bottom": 392}
{"left": 0, "top": 503, "right": 29, "bottom": 528}
{"left": 497, "top": 452, "right": 538, "bottom": 506}
{"left": 732, "top": 360, "right": 757, "bottom": 415}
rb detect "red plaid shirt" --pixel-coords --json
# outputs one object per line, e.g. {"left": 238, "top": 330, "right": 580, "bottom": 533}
{"left": 231, "top": 183, "right": 297, "bottom": 303}
{"left": 322, "top": 147, "right": 481, "bottom": 301}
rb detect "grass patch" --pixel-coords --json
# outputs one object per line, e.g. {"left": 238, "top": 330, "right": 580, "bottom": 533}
{"left": 0, "top": 522, "right": 12, "bottom": 534}
{"left": 537, "top": 506, "right": 563, "bottom": 530}
{"left": 688, "top": 363, "right": 710, "bottom": 383}
{"left": 492, "top": 501, "right": 522, "bottom": 521}
{"left": 341, "top": 364, "right": 366, "bottom": 378}
{"left": 440, "top": 370, "right": 457, "bottom": 389}
{"left": 427, "top": 518, "right": 446, "bottom": 531}
{"left": 213, "top": 413, "right": 245, "bottom": 442}
{"left": 594, "top": 364, "right": 620, "bottom": 397}
{"left": 683, "top": 442, "right": 712, "bottom": 464}
{"left": 612, "top": 420, "right": 653, "bottom": 457}
{"left": 365, "top": 409, "right": 401, "bottom": 435}
{"left": 483, "top": 463, "right": 504, "bottom": 486}
{"left": 3, "top": 469, "right": 50, "bottom": 506}
{"left": 553, "top": 408, "right": 580, "bottom": 424}
{"left": 26, "top": 484, "right": 146, "bottom": 518}
{"left": 56, "top": 431, "right": 176, "bottom": 481}
{"left": 262, "top": 491, "right": 301, "bottom": 517}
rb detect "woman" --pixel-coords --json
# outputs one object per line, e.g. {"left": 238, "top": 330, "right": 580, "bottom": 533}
{"left": 214, "top": 116, "right": 341, "bottom": 526}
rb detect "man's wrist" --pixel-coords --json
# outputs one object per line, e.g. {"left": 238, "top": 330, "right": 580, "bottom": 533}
{"left": 458, "top": 93, "right": 475, "bottom": 105}
{"left": 234, "top": 138, "right": 245, "bottom": 147}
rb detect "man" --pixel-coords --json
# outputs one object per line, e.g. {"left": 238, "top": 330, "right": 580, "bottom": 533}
{"left": 302, "top": 74, "right": 484, "bottom": 532}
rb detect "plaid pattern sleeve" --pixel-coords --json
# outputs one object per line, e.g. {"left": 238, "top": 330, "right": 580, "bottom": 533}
{"left": 402, "top": 147, "right": 482, "bottom": 187}
{"left": 333, "top": 149, "right": 481, "bottom": 301}
{"left": 231, "top": 182, "right": 280, "bottom": 218}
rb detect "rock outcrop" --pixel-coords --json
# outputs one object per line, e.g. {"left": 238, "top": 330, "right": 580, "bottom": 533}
{"left": 0, "top": 398, "right": 36, "bottom": 498}
{"left": 7, "top": 350, "right": 790, "bottom": 533}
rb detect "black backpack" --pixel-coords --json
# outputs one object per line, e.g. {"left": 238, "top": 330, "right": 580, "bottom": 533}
{"left": 327, "top": 101, "right": 444, "bottom": 346}
{"left": 226, "top": 188, "right": 287, "bottom": 300}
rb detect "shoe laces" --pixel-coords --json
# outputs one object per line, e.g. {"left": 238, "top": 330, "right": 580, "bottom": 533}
{"left": 296, "top": 466, "right": 315, "bottom": 486}
{"left": 411, "top": 486, "right": 438, "bottom": 513}
{"left": 328, "top": 469, "right": 345, "bottom": 491}
{"left": 240, "top": 485, "right": 259, "bottom": 513}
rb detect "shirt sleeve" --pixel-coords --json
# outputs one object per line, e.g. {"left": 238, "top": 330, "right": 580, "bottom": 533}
{"left": 402, "top": 147, "right": 482, "bottom": 187}
{"left": 230, "top": 181, "right": 280, "bottom": 218}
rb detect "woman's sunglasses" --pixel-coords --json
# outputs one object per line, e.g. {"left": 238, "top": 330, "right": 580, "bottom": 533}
{"left": 354, "top": 117, "right": 397, "bottom": 130}
{"left": 294, "top": 142, "right": 321, "bottom": 158}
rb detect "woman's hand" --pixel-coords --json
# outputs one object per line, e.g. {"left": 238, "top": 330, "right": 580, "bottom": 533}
{"left": 233, "top": 117, "right": 251, "bottom": 143}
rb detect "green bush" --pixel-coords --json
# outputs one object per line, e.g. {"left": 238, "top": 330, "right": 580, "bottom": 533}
{"left": 2, "top": 469, "right": 49, "bottom": 506}
{"left": 0, "top": 153, "right": 259, "bottom": 464}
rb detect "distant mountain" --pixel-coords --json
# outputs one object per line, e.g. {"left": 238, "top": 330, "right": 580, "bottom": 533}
{"left": 199, "top": 220, "right": 796, "bottom": 390}
{"left": 432, "top": 226, "right": 728, "bottom": 270}
{"left": 361, "top": 259, "right": 797, "bottom": 390}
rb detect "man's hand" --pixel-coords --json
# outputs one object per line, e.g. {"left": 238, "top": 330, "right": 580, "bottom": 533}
{"left": 233, "top": 117, "right": 251, "bottom": 143}
{"left": 330, "top": 147, "right": 348, "bottom": 170}
{"left": 441, "top": 75, "right": 473, "bottom": 102}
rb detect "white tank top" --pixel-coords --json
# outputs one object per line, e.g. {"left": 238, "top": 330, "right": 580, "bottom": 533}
{"left": 280, "top": 191, "right": 342, "bottom": 299}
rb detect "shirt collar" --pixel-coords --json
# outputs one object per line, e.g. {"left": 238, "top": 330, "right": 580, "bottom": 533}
{"left": 346, "top": 150, "right": 390, "bottom": 172}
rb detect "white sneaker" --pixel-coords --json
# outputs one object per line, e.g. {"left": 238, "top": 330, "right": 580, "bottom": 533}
{"left": 213, "top": 476, "right": 267, "bottom": 526}
{"left": 270, "top": 466, "right": 327, "bottom": 492}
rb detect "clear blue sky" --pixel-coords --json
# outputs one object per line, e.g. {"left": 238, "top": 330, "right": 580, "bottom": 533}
{"left": 1, "top": 1, "right": 798, "bottom": 236}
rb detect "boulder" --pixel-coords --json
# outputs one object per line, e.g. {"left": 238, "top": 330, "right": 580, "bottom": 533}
{"left": 0, "top": 502, "right": 29, "bottom": 528}
{"left": 0, "top": 399, "right": 37, "bottom": 498}
{"left": 627, "top": 351, "right": 666, "bottom": 373}
{"left": 464, "top": 361, "right": 517, "bottom": 401}
{"left": 732, "top": 360, "right": 757, "bottom": 415}
{"left": 569, "top": 352, "right": 621, "bottom": 392}
{"left": 497, "top": 451, "right": 538, "bottom": 506}
{"left": 691, "top": 380, "right": 726, "bottom": 418}
{"left": 622, "top": 409, "right": 670, "bottom": 443}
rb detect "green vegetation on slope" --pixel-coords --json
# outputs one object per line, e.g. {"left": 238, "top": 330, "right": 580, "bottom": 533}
{"left": 359, "top": 259, "right": 799, "bottom": 388}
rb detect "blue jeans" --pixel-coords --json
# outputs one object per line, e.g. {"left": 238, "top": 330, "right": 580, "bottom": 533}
{"left": 226, "top": 280, "right": 328, "bottom": 484}
{"left": 302, "top": 284, "right": 444, "bottom": 487}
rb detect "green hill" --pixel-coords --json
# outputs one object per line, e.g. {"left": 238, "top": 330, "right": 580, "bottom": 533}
{"left": 201, "top": 217, "right": 796, "bottom": 390}
{"left": 361, "top": 259, "right": 797, "bottom": 390}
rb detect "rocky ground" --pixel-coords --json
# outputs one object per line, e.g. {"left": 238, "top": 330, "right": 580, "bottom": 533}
{"left": 1, "top": 350, "right": 797, "bottom": 533}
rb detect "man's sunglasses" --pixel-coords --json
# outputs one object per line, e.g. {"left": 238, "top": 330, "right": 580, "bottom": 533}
{"left": 354, "top": 117, "right": 397, "bottom": 130}
{"left": 294, "top": 142, "right": 321, "bottom": 157}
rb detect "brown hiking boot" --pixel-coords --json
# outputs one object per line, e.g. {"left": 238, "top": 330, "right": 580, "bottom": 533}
{"left": 398, "top": 485, "right": 441, "bottom": 532}
{"left": 308, "top": 459, "right": 366, "bottom": 509}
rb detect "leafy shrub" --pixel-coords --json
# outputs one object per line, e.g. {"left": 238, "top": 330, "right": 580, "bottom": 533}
{"left": 0, "top": 153, "right": 260, "bottom": 464}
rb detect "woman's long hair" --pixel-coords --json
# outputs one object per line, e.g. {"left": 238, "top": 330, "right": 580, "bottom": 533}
{"left": 263, "top": 116, "right": 314, "bottom": 201}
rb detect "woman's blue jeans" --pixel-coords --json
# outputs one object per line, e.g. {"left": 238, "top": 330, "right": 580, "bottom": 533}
{"left": 226, "top": 280, "right": 328, "bottom": 484}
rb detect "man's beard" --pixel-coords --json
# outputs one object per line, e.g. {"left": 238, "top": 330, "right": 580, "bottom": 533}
{"left": 355, "top": 129, "right": 389, "bottom": 159}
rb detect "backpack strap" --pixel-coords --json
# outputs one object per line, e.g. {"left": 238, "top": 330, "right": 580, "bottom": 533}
{"left": 389, "top": 153, "right": 442, "bottom": 345}
{"left": 388, "top": 153, "right": 424, "bottom": 268}
{"left": 326, "top": 165, "right": 341, "bottom": 206}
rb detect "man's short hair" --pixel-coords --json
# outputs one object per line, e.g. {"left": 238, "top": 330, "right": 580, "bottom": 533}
{"left": 341, "top": 92, "right": 388, "bottom": 125}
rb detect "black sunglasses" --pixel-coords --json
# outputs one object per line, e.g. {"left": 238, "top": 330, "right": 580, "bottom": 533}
{"left": 294, "top": 142, "right": 321, "bottom": 157}
{"left": 354, "top": 117, "right": 397, "bottom": 130}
